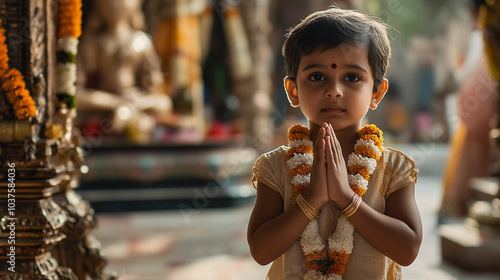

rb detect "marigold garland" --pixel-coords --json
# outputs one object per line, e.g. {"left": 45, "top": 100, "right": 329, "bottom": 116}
{"left": 57, "top": 0, "right": 82, "bottom": 38}
{"left": 0, "top": 22, "right": 9, "bottom": 72}
{"left": 350, "top": 185, "right": 366, "bottom": 197}
{"left": 56, "top": 0, "right": 82, "bottom": 109}
{"left": 0, "top": 19, "right": 36, "bottom": 120}
{"left": 288, "top": 145, "right": 314, "bottom": 159}
{"left": 287, "top": 123, "right": 384, "bottom": 279}
{"left": 291, "top": 165, "right": 313, "bottom": 177}
{"left": 348, "top": 165, "right": 371, "bottom": 181}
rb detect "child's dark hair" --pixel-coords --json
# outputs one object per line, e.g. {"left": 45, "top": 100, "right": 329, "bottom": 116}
{"left": 282, "top": 7, "right": 391, "bottom": 92}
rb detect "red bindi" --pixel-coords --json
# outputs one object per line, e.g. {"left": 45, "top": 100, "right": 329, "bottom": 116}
{"left": 331, "top": 63, "right": 337, "bottom": 69}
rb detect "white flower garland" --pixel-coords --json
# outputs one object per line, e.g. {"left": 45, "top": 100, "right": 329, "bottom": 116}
{"left": 288, "top": 124, "right": 384, "bottom": 279}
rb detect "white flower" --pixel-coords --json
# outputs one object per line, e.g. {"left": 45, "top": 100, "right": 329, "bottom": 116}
{"left": 55, "top": 63, "right": 77, "bottom": 94}
{"left": 292, "top": 174, "right": 310, "bottom": 186}
{"left": 328, "top": 217, "right": 354, "bottom": 254}
{"left": 57, "top": 36, "right": 79, "bottom": 54}
{"left": 347, "top": 174, "right": 368, "bottom": 190}
{"left": 347, "top": 153, "right": 377, "bottom": 173}
{"left": 289, "top": 139, "right": 314, "bottom": 148}
{"left": 355, "top": 139, "right": 381, "bottom": 157}
{"left": 327, "top": 274, "right": 342, "bottom": 280}
{"left": 304, "top": 270, "right": 328, "bottom": 280}
{"left": 287, "top": 153, "right": 313, "bottom": 169}
{"left": 300, "top": 220, "right": 324, "bottom": 254}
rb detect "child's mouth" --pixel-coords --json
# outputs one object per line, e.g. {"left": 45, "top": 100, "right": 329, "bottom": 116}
{"left": 321, "top": 108, "right": 345, "bottom": 114}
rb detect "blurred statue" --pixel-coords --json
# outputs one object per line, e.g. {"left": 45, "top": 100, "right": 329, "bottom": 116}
{"left": 77, "top": 0, "right": 172, "bottom": 143}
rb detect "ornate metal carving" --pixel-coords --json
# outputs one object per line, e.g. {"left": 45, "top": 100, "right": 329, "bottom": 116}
{"left": 0, "top": 0, "right": 113, "bottom": 279}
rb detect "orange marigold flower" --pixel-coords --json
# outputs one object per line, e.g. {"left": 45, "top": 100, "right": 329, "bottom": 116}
{"left": 291, "top": 165, "right": 312, "bottom": 177}
{"left": 348, "top": 165, "right": 370, "bottom": 180}
{"left": 1, "top": 69, "right": 36, "bottom": 119}
{"left": 14, "top": 105, "right": 36, "bottom": 119}
{"left": 0, "top": 46, "right": 9, "bottom": 71}
{"left": 331, "top": 251, "right": 350, "bottom": 263}
{"left": 287, "top": 145, "right": 313, "bottom": 158}
{"left": 293, "top": 184, "right": 309, "bottom": 196}
{"left": 362, "top": 134, "right": 383, "bottom": 149}
{"left": 354, "top": 145, "right": 380, "bottom": 161}
{"left": 351, "top": 184, "right": 367, "bottom": 196}
{"left": 306, "top": 250, "right": 327, "bottom": 262}
{"left": 58, "top": 0, "right": 82, "bottom": 38}
{"left": 0, "top": 23, "right": 8, "bottom": 71}
{"left": 288, "top": 124, "right": 310, "bottom": 141}
{"left": 359, "top": 124, "right": 383, "bottom": 140}
{"left": 5, "top": 87, "right": 27, "bottom": 104}
{"left": 333, "top": 262, "right": 345, "bottom": 275}
{"left": 340, "top": 251, "right": 350, "bottom": 263}
{"left": 0, "top": 20, "right": 36, "bottom": 120}
{"left": 1, "top": 69, "right": 25, "bottom": 90}
{"left": 13, "top": 94, "right": 35, "bottom": 110}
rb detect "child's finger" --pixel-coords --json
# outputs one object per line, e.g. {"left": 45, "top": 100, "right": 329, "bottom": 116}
{"left": 326, "top": 123, "right": 333, "bottom": 138}
{"left": 325, "top": 136, "right": 334, "bottom": 167}
{"left": 327, "top": 124, "right": 341, "bottom": 164}
{"left": 318, "top": 138, "right": 326, "bottom": 166}
{"left": 332, "top": 130, "right": 343, "bottom": 164}
{"left": 315, "top": 127, "right": 325, "bottom": 154}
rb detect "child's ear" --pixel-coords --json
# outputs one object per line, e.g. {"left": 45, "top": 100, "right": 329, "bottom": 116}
{"left": 370, "top": 78, "right": 388, "bottom": 110}
{"left": 284, "top": 77, "right": 300, "bottom": 107}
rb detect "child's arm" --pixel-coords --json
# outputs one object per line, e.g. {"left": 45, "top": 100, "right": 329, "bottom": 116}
{"left": 324, "top": 125, "right": 422, "bottom": 266}
{"left": 247, "top": 182, "right": 320, "bottom": 265}
{"left": 247, "top": 127, "right": 329, "bottom": 265}
{"left": 349, "top": 183, "right": 422, "bottom": 266}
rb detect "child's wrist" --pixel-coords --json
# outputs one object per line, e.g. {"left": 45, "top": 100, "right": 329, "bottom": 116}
{"left": 303, "top": 190, "right": 327, "bottom": 210}
{"left": 332, "top": 189, "right": 356, "bottom": 210}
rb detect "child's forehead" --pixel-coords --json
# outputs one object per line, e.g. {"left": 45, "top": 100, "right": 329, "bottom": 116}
{"left": 299, "top": 43, "right": 369, "bottom": 66}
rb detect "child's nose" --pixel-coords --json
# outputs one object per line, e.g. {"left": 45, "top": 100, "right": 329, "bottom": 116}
{"left": 325, "top": 84, "right": 343, "bottom": 98}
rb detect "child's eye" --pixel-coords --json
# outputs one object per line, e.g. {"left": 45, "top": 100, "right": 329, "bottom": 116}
{"left": 344, "top": 74, "right": 360, "bottom": 82}
{"left": 308, "top": 73, "right": 325, "bottom": 82}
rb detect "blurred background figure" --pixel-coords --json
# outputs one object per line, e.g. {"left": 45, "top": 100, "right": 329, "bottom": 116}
{"left": 77, "top": 0, "right": 172, "bottom": 143}
{"left": 439, "top": 0, "right": 497, "bottom": 219}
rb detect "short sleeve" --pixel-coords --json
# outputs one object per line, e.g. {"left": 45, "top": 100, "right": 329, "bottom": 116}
{"left": 385, "top": 149, "right": 419, "bottom": 198}
{"left": 252, "top": 147, "right": 285, "bottom": 198}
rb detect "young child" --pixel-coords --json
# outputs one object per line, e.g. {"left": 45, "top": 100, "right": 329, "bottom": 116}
{"left": 247, "top": 7, "right": 422, "bottom": 280}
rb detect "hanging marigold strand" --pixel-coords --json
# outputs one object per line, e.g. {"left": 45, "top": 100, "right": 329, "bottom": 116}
{"left": 0, "top": 20, "right": 9, "bottom": 73}
{"left": 0, "top": 20, "right": 36, "bottom": 120}
{"left": 57, "top": 0, "right": 82, "bottom": 39}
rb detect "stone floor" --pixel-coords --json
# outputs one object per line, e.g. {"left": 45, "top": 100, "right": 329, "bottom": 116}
{"left": 90, "top": 143, "right": 500, "bottom": 280}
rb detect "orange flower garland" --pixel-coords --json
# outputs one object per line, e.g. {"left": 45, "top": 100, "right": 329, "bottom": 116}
{"left": 288, "top": 124, "right": 384, "bottom": 279}
{"left": 57, "top": 0, "right": 82, "bottom": 39}
{"left": 0, "top": 21, "right": 9, "bottom": 72}
{"left": 0, "top": 20, "right": 36, "bottom": 120}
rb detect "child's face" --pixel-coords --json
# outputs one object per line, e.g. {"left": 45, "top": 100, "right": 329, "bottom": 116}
{"left": 285, "top": 43, "right": 386, "bottom": 131}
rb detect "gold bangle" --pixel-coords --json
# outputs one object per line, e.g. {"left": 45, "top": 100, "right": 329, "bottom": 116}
{"left": 296, "top": 197, "right": 312, "bottom": 220}
{"left": 346, "top": 195, "right": 361, "bottom": 217}
{"left": 297, "top": 195, "right": 317, "bottom": 220}
{"left": 341, "top": 193, "right": 357, "bottom": 215}
{"left": 344, "top": 194, "right": 362, "bottom": 218}
{"left": 296, "top": 194, "right": 320, "bottom": 220}
{"left": 342, "top": 194, "right": 358, "bottom": 216}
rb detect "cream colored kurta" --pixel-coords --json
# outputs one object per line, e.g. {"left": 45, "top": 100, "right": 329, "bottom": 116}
{"left": 252, "top": 146, "right": 418, "bottom": 280}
